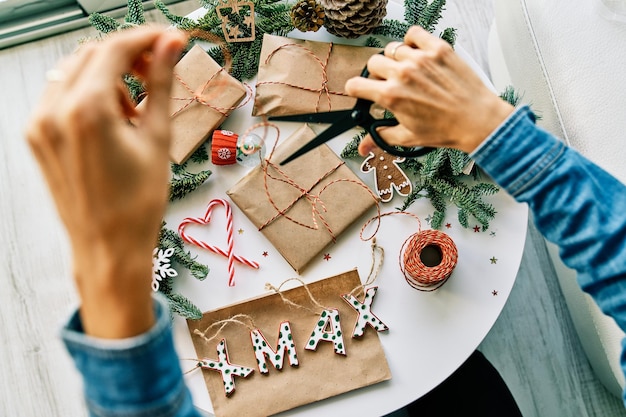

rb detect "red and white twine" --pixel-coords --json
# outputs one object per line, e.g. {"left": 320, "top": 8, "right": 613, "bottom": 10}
{"left": 361, "top": 211, "right": 458, "bottom": 292}
{"left": 178, "top": 199, "right": 259, "bottom": 286}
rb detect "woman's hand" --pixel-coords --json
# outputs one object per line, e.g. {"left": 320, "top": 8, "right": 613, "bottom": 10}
{"left": 26, "top": 27, "right": 186, "bottom": 338}
{"left": 345, "top": 26, "right": 514, "bottom": 156}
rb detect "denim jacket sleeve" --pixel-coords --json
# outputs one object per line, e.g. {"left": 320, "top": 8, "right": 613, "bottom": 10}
{"left": 471, "top": 106, "right": 626, "bottom": 401}
{"left": 61, "top": 295, "right": 200, "bottom": 417}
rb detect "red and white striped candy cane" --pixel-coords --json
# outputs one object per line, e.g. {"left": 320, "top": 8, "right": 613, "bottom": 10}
{"left": 178, "top": 199, "right": 259, "bottom": 286}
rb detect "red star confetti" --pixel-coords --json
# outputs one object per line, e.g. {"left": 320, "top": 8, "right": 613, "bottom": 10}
{"left": 262, "top": 251, "right": 269, "bottom": 257}
{"left": 323, "top": 253, "right": 332, "bottom": 261}
{"left": 490, "top": 257, "right": 498, "bottom": 264}
{"left": 445, "top": 223, "right": 452, "bottom": 229}
{"left": 473, "top": 225, "right": 481, "bottom": 233}
{"left": 492, "top": 290, "right": 498, "bottom": 296}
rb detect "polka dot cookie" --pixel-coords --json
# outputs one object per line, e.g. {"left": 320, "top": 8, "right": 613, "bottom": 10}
{"left": 250, "top": 321, "right": 299, "bottom": 374}
{"left": 199, "top": 338, "right": 255, "bottom": 397}
{"left": 305, "top": 309, "right": 346, "bottom": 355}
{"left": 342, "top": 286, "right": 389, "bottom": 338}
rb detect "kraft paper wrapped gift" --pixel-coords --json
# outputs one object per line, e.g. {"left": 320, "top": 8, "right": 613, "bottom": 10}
{"left": 227, "top": 124, "right": 378, "bottom": 272}
{"left": 152, "top": 44, "right": 247, "bottom": 164}
{"left": 252, "top": 34, "right": 382, "bottom": 117}
{"left": 187, "top": 269, "right": 391, "bottom": 417}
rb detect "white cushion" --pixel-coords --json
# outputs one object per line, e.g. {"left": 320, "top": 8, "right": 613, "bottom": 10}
{"left": 492, "top": 0, "right": 626, "bottom": 398}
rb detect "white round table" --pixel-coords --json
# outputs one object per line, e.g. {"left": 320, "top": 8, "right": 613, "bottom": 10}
{"left": 169, "top": 3, "right": 528, "bottom": 416}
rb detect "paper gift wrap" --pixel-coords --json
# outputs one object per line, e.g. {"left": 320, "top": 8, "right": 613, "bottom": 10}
{"left": 187, "top": 269, "right": 391, "bottom": 417}
{"left": 227, "top": 124, "right": 378, "bottom": 272}
{"left": 164, "top": 44, "right": 247, "bottom": 164}
{"left": 253, "top": 34, "right": 381, "bottom": 116}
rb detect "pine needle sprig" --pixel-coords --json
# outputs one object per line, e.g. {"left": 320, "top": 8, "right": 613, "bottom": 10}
{"left": 340, "top": 130, "right": 367, "bottom": 159}
{"left": 440, "top": 27, "right": 457, "bottom": 46}
{"left": 169, "top": 170, "right": 212, "bottom": 201}
{"left": 365, "top": 37, "right": 384, "bottom": 48}
{"left": 372, "top": 20, "right": 412, "bottom": 39}
{"left": 154, "top": 0, "right": 197, "bottom": 29}
{"left": 159, "top": 226, "right": 210, "bottom": 281}
{"left": 88, "top": 13, "right": 120, "bottom": 33}
{"left": 405, "top": 0, "right": 428, "bottom": 25}
{"left": 165, "top": 293, "right": 203, "bottom": 320}
{"left": 189, "top": 143, "right": 210, "bottom": 164}
{"left": 418, "top": 0, "right": 446, "bottom": 33}
{"left": 124, "top": 0, "right": 145, "bottom": 25}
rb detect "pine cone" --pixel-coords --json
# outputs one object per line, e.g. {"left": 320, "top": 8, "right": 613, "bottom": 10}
{"left": 319, "top": 0, "right": 388, "bottom": 39}
{"left": 290, "top": 0, "right": 326, "bottom": 33}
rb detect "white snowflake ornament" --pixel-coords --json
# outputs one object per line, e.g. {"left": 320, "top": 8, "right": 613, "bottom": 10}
{"left": 152, "top": 247, "right": 178, "bottom": 291}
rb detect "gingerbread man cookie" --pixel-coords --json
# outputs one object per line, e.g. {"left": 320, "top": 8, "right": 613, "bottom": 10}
{"left": 360, "top": 148, "right": 412, "bottom": 202}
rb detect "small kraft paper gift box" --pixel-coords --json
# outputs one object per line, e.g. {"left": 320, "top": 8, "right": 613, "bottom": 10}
{"left": 252, "top": 34, "right": 381, "bottom": 117}
{"left": 227, "top": 124, "right": 378, "bottom": 273}
{"left": 145, "top": 44, "right": 247, "bottom": 164}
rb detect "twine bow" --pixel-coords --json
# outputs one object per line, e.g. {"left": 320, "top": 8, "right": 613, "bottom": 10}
{"left": 257, "top": 42, "right": 347, "bottom": 113}
{"left": 170, "top": 69, "right": 253, "bottom": 119}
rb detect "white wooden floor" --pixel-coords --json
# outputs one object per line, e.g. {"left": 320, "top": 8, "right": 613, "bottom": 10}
{"left": 1, "top": 1, "right": 624, "bottom": 416}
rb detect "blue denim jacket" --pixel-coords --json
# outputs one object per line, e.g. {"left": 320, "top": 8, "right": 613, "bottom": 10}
{"left": 61, "top": 106, "right": 626, "bottom": 414}
{"left": 62, "top": 296, "right": 200, "bottom": 417}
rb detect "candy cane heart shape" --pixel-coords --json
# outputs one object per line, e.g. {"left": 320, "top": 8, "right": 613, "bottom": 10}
{"left": 178, "top": 199, "right": 259, "bottom": 286}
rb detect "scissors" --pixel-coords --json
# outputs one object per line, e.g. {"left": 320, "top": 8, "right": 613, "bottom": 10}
{"left": 268, "top": 53, "right": 434, "bottom": 165}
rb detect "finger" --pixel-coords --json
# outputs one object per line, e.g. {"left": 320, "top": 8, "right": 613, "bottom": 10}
{"left": 384, "top": 41, "right": 414, "bottom": 61}
{"left": 358, "top": 134, "right": 378, "bottom": 157}
{"left": 376, "top": 124, "right": 422, "bottom": 147}
{"left": 137, "top": 31, "right": 187, "bottom": 146}
{"left": 404, "top": 25, "right": 451, "bottom": 53}
{"left": 90, "top": 26, "right": 178, "bottom": 84}
{"left": 345, "top": 73, "right": 387, "bottom": 103}
{"left": 40, "top": 44, "right": 97, "bottom": 103}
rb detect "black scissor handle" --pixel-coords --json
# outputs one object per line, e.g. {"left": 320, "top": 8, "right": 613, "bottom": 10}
{"left": 360, "top": 54, "right": 434, "bottom": 158}
{"left": 368, "top": 118, "right": 433, "bottom": 158}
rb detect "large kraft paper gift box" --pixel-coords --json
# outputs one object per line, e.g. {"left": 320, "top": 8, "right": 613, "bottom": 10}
{"left": 253, "top": 34, "right": 381, "bottom": 116}
{"left": 227, "top": 124, "right": 378, "bottom": 272}
{"left": 187, "top": 269, "right": 392, "bottom": 417}
{"left": 142, "top": 44, "right": 247, "bottom": 164}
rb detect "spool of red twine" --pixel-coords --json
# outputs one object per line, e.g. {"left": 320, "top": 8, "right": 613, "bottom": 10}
{"left": 400, "top": 229, "right": 458, "bottom": 291}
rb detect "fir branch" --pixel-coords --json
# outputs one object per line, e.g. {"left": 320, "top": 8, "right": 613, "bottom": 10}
{"left": 447, "top": 148, "right": 469, "bottom": 176}
{"left": 418, "top": 0, "right": 447, "bottom": 33}
{"left": 123, "top": 74, "right": 145, "bottom": 104}
{"left": 399, "top": 158, "right": 423, "bottom": 176}
{"left": 365, "top": 37, "right": 384, "bottom": 48}
{"left": 340, "top": 130, "right": 366, "bottom": 159}
{"left": 373, "top": 20, "right": 412, "bottom": 39}
{"left": 124, "top": 0, "right": 145, "bottom": 25}
{"left": 397, "top": 188, "right": 426, "bottom": 211}
{"left": 457, "top": 207, "right": 469, "bottom": 228}
{"left": 88, "top": 13, "right": 120, "bottom": 33}
{"left": 159, "top": 227, "right": 209, "bottom": 281}
{"left": 440, "top": 27, "right": 457, "bottom": 46}
{"left": 154, "top": 0, "right": 196, "bottom": 28}
{"left": 499, "top": 85, "right": 522, "bottom": 106}
{"left": 189, "top": 143, "right": 210, "bottom": 164}
{"left": 431, "top": 210, "right": 446, "bottom": 230}
{"left": 171, "top": 162, "right": 188, "bottom": 176}
{"left": 405, "top": 0, "right": 428, "bottom": 25}
{"left": 165, "top": 292, "right": 203, "bottom": 320}
{"left": 472, "top": 182, "right": 499, "bottom": 196}
{"left": 169, "top": 170, "right": 212, "bottom": 201}
{"left": 420, "top": 148, "right": 448, "bottom": 180}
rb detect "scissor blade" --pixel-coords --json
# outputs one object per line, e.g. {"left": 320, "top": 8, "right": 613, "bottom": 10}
{"left": 280, "top": 115, "right": 356, "bottom": 165}
{"left": 269, "top": 110, "right": 352, "bottom": 124}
